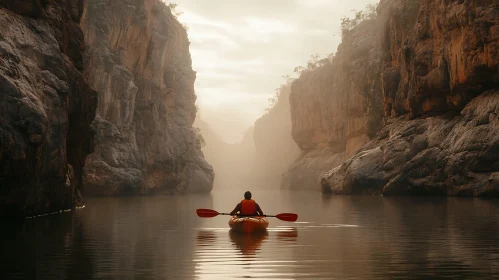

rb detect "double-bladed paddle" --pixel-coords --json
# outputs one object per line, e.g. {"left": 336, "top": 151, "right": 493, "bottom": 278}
{"left": 196, "top": 208, "right": 298, "bottom": 222}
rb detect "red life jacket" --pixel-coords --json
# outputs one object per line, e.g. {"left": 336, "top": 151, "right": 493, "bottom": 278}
{"left": 240, "top": 199, "right": 257, "bottom": 215}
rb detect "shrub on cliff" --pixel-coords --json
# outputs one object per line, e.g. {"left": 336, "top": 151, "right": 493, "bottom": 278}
{"left": 340, "top": 3, "right": 377, "bottom": 39}
{"left": 160, "top": 2, "right": 189, "bottom": 30}
{"left": 265, "top": 75, "right": 295, "bottom": 113}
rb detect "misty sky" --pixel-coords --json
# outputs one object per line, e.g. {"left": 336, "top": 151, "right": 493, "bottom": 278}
{"left": 172, "top": 0, "right": 377, "bottom": 143}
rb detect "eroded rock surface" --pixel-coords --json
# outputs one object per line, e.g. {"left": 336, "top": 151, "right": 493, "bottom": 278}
{"left": 81, "top": 0, "right": 213, "bottom": 195}
{"left": 323, "top": 91, "right": 499, "bottom": 196}
{"left": 0, "top": 0, "right": 97, "bottom": 217}
{"left": 321, "top": 0, "right": 499, "bottom": 196}
{"left": 285, "top": 0, "right": 499, "bottom": 196}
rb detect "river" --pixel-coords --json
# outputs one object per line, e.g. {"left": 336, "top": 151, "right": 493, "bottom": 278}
{"left": 1, "top": 190, "right": 499, "bottom": 279}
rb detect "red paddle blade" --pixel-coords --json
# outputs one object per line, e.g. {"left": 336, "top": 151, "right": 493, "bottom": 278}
{"left": 196, "top": 209, "right": 220, "bottom": 218}
{"left": 275, "top": 213, "right": 298, "bottom": 222}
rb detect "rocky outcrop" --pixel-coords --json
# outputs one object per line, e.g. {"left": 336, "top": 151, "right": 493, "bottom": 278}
{"left": 254, "top": 84, "right": 300, "bottom": 188}
{"left": 81, "top": 0, "right": 213, "bottom": 196}
{"left": 320, "top": 0, "right": 499, "bottom": 196}
{"left": 0, "top": 0, "right": 97, "bottom": 217}
{"left": 323, "top": 91, "right": 499, "bottom": 196}
{"left": 282, "top": 17, "right": 385, "bottom": 189}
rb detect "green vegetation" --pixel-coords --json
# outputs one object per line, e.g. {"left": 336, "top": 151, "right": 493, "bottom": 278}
{"left": 167, "top": 3, "right": 183, "bottom": 18}
{"left": 166, "top": 2, "right": 189, "bottom": 30}
{"left": 293, "top": 52, "right": 334, "bottom": 76}
{"left": 265, "top": 75, "right": 294, "bottom": 113}
{"left": 340, "top": 3, "right": 377, "bottom": 39}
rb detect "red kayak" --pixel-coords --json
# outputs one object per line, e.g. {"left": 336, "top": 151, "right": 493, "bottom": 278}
{"left": 228, "top": 216, "right": 269, "bottom": 233}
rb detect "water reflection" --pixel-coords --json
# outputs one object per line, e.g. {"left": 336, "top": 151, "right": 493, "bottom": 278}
{"left": 276, "top": 227, "right": 298, "bottom": 241}
{"left": 229, "top": 230, "right": 268, "bottom": 256}
{"left": 2, "top": 191, "right": 499, "bottom": 279}
{"left": 197, "top": 230, "right": 217, "bottom": 246}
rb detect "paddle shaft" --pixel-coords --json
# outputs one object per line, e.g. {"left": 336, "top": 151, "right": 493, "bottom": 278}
{"left": 219, "top": 213, "right": 275, "bottom": 217}
{"left": 196, "top": 208, "right": 298, "bottom": 222}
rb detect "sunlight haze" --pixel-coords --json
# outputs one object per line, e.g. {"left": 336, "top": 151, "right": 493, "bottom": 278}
{"left": 173, "top": 0, "right": 378, "bottom": 143}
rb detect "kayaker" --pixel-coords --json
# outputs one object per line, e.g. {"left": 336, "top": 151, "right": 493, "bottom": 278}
{"left": 230, "top": 191, "right": 264, "bottom": 216}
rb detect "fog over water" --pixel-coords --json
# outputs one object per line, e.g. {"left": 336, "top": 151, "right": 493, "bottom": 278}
{"left": 172, "top": 0, "right": 377, "bottom": 143}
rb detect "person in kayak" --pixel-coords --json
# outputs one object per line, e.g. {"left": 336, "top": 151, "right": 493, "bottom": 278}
{"left": 230, "top": 191, "right": 264, "bottom": 216}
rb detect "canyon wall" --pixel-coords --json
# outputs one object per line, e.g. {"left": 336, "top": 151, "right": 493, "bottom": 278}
{"left": 323, "top": 0, "right": 499, "bottom": 196}
{"left": 81, "top": 0, "right": 214, "bottom": 196}
{"left": 282, "top": 16, "right": 385, "bottom": 190}
{"left": 0, "top": 0, "right": 97, "bottom": 217}
{"left": 285, "top": 0, "right": 499, "bottom": 196}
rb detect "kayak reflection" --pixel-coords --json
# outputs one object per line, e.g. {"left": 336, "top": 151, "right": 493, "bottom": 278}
{"left": 229, "top": 230, "right": 268, "bottom": 256}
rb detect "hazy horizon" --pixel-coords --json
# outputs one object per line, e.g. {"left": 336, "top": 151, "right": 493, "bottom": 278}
{"left": 172, "top": 0, "right": 378, "bottom": 143}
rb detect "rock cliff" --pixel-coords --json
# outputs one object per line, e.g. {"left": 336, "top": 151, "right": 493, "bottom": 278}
{"left": 285, "top": 0, "right": 499, "bottom": 196}
{"left": 322, "top": 0, "right": 499, "bottom": 196}
{"left": 81, "top": 0, "right": 214, "bottom": 196}
{"left": 0, "top": 0, "right": 97, "bottom": 217}
{"left": 282, "top": 15, "right": 385, "bottom": 190}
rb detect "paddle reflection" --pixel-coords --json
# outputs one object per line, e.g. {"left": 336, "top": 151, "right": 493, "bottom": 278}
{"left": 229, "top": 230, "right": 268, "bottom": 256}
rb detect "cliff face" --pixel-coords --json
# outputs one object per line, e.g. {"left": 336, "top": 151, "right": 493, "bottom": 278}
{"left": 81, "top": 0, "right": 214, "bottom": 196}
{"left": 381, "top": 0, "right": 498, "bottom": 118}
{"left": 319, "top": 0, "right": 499, "bottom": 196}
{"left": 282, "top": 18, "right": 385, "bottom": 190}
{"left": 0, "top": 0, "right": 97, "bottom": 217}
{"left": 254, "top": 85, "right": 300, "bottom": 188}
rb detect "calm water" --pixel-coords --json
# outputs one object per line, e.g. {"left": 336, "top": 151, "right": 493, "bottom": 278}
{"left": 2, "top": 190, "right": 499, "bottom": 279}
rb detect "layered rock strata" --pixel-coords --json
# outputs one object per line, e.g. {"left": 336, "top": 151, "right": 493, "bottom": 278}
{"left": 81, "top": 0, "right": 213, "bottom": 195}
{"left": 322, "top": 0, "right": 499, "bottom": 196}
{"left": 285, "top": 0, "right": 499, "bottom": 196}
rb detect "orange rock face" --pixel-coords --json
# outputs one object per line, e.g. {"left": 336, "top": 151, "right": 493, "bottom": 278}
{"left": 288, "top": 0, "right": 499, "bottom": 196}
{"left": 283, "top": 18, "right": 385, "bottom": 189}
{"left": 382, "top": 0, "right": 499, "bottom": 118}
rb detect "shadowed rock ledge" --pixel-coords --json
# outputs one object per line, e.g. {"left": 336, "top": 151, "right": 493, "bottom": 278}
{"left": 81, "top": 0, "right": 214, "bottom": 196}
{"left": 0, "top": 0, "right": 98, "bottom": 217}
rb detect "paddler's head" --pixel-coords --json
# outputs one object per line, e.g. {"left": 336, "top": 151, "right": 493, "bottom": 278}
{"left": 244, "top": 191, "right": 252, "bottom": 200}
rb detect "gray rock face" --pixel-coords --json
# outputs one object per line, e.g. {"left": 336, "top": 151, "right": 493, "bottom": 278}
{"left": 81, "top": 0, "right": 214, "bottom": 196}
{"left": 0, "top": 0, "right": 97, "bottom": 217}
{"left": 323, "top": 91, "right": 499, "bottom": 196}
